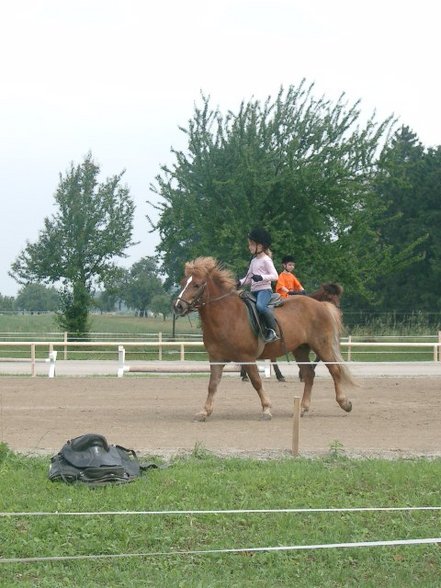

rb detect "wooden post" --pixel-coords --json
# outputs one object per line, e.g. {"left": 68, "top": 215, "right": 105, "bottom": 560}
{"left": 158, "top": 332, "right": 162, "bottom": 361}
{"left": 292, "top": 396, "right": 301, "bottom": 456}
{"left": 31, "top": 343, "right": 36, "bottom": 377}
{"left": 347, "top": 335, "right": 352, "bottom": 362}
{"left": 438, "top": 331, "right": 441, "bottom": 362}
{"left": 64, "top": 331, "right": 68, "bottom": 360}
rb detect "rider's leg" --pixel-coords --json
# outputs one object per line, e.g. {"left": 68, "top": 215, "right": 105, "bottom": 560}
{"left": 256, "top": 289, "right": 279, "bottom": 343}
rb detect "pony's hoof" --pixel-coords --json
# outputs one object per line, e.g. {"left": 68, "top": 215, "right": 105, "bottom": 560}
{"left": 301, "top": 408, "right": 309, "bottom": 417}
{"left": 277, "top": 377, "right": 286, "bottom": 383}
{"left": 193, "top": 412, "right": 208, "bottom": 422}
{"left": 343, "top": 401, "right": 352, "bottom": 413}
{"left": 260, "top": 412, "right": 272, "bottom": 421}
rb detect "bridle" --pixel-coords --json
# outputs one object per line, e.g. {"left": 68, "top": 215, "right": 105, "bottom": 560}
{"left": 174, "top": 278, "right": 235, "bottom": 315}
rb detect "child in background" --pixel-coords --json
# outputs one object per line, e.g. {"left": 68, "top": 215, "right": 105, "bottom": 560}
{"left": 276, "top": 255, "right": 305, "bottom": 298}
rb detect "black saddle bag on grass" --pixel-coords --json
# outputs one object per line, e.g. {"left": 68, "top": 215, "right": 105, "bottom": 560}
{"left": 48, "top": 433, "right": 158, "bottom": 486}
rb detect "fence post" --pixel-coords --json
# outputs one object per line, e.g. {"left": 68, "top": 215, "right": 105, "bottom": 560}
{"left": 31, "top": 343, "right": 36, "bottom": 377}
{"left": 48, "top": 350, "right": 57, "bottom": 378}
{"left": 117, "top": 345, "right": 126, "bottom": 377}
{"left": 180, "top": 343, "right": 185, "bottom": 361}
{"left": 438, "top": 331, "right": 441, "bottom": 362}
{"left": 264, "top": 359, "right": 271, "bottom": 378}
{"left": 292, "top": 396, "right": 301, "bottom": 456}
{"left": 158, "top": 332, "right": 162, "bottom": 361}
{"left": 347, "top": 335, "right": 352, "bottom": 362}
{"left": 64, "top": 331, "right": 68, "bottom": 360}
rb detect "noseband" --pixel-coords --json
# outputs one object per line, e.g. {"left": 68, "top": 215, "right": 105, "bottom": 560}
{"left": 175, "top": 280, "right": 235, "bottom": 315}
{"left": 175, "top": 281, "right": 207, "bottom": 314}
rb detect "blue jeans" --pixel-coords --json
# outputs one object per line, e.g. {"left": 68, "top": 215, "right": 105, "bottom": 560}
{"left": 255, "top": 289, "right": 273, "bottom": 322}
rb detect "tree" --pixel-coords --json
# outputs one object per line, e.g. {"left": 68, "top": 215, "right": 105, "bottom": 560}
{"left": 148, "top": 82, "right": 398, "bottom": 297}
{"left": 9, "top": 153, "right": 135, "bottom": 335}
{"left": 0, "top": 294, "right": 15, "bottom": 312}
{"left": 370, "top": 126, "right": 441, "bottom": 312}
{"left": 16, "top": 283, "right": 59, "bottom": 312}
{"left": 123, "top": 257, "right": 165, "bottom": 316}
{"left": 150, "top": 292, "right": 172, "bottom": 320}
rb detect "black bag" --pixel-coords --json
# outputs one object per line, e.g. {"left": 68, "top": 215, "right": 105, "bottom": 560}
{"left": 48, "top": 433, "right": 157, "bottom": 486}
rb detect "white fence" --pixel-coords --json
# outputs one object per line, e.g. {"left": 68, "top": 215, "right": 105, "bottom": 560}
{"left": 0, "top": 333, "right": 440, "bottom": 377}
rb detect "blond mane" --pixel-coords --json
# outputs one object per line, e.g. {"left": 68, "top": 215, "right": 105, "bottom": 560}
{"left": 184, "top": 257, "right": 236, "bottom": 291}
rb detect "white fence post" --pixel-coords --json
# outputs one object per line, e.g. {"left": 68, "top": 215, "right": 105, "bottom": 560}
{"left": 117, "top": 345, "right": 126, "bottom": 377}
{"left": 438, "top": 331, "right": 441, "bottom": 362}
{"left": 48, "top": 350, "right": 57, "bottom": 378}
{"left": 264, "top": 359, "right": 271, "bottom": 378}
{"left": 347, "top": 335, "right": 352, "bottom": 362}
{"left": 64, "top": 331, "right": 68, "bottom": 360}
{"left": 158, "top": 332, "right": 162, "bottom": 361}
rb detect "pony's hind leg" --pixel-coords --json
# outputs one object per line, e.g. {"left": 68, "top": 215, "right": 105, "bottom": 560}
{"left": 244, "top": 363, "right": 272, "bottom": 420}
{"left": 324, "top": 361, "right": 352, "bottom": 413}
{"left": 194, "top": 362, "right": 225, "bottom": 421}
{"left": 293, "top": 345, "right": 316, "bottom": 416}
{"left": 273, "top": 360, "right": 286, "bottom": 382}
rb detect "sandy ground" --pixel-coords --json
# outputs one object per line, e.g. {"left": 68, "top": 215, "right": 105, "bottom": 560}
{"left": 1, "top": 372, "right": 440, "bottom": 459}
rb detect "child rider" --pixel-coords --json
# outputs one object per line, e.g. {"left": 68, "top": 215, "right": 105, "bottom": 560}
{"left": 237, "top": 227, "right": 279, "bottom": 343}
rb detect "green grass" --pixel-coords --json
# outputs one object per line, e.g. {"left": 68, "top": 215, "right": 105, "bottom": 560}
{"left": 1, "top": 444, "right": 440, "bottom": 586}
{"left": 0, "top": 313, "right": 201, "bottom": 337}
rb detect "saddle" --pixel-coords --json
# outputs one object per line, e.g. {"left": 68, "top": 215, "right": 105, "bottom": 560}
{"left": 239, "top": 291, "right": 283, "bottom": 340}
{"left": 48, "top": 433, "right": 159, "bottom": 486}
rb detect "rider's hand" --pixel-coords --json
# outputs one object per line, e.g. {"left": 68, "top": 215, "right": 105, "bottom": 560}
{"left": 251, "top": 274, "right": 263, "bottom": 282}
{"left": 236, "top": 280, "right": 242, "bottom": 289}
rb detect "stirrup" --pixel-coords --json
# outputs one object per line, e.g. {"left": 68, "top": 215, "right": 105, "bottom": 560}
{"left": 264, "top": 329, "right": 279, "bottom": 343}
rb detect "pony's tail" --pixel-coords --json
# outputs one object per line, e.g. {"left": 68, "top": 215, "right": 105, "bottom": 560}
{"left": 324, "top": 303, "right": 358, "bottom": 388}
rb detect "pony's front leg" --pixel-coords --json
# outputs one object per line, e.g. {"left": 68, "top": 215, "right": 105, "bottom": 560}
{"left": 244, "top": 363, "right": 272, "bottom": 420}
{"left": 194, "top": 362, "right": 225, "bottom": 421}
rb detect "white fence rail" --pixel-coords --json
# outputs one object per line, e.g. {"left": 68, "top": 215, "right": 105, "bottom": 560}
{"left": 0, "top": 334, "right": 440, "bottom": 377}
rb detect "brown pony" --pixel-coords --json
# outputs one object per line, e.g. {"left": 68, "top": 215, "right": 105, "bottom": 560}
{"left": 174, "top": 257, "right": 355, "bottom": 420}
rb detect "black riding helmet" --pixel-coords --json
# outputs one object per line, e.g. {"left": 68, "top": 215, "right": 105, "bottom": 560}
{"left": 281, "top": 255, "right": 295, "bottom": 264}
{"left": 248, "top": 227, "right": 272, "bottom": 248}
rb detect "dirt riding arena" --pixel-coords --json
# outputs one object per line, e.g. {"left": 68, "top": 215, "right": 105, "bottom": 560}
{"left": 1, "top": 370, "right": 440, "bottom": 459}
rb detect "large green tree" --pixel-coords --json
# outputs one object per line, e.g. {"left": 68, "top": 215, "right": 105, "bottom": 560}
{"left": 148, "top": 82, "right": 400, "bottom": 297}
{"left": 370, "top": 126, "right": 441, "bottom": 312}
{"left": 9, "top": 153, "right": 135, "bottom": 334}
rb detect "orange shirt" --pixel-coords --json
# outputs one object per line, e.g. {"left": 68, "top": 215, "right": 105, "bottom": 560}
{"left": 276, "top": 271, "right": 304, "bottom": 298}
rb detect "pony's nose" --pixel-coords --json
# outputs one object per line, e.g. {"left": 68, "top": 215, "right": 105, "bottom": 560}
{"left": 174, "top": 300, "right": 185, "bottom": 316}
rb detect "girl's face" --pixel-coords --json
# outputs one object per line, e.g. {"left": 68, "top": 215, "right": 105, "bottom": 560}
{"left": 283, "top": 262, "right": 295, "bottom": 272}
{"left": 248, "top": 239, "right": 263, "bottom": 254}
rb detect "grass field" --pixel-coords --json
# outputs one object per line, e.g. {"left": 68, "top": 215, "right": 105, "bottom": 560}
{"left": 0, "top": 444, "right": 440, "bottom": 587}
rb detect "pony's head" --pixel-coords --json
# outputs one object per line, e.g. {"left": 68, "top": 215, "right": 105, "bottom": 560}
{"left": 173, "top": 257, "right": 236, "bottom": 316}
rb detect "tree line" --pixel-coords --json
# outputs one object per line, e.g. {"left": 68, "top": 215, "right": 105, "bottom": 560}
{"left": 6, "top": 81, "right": 441, "bottom": 332}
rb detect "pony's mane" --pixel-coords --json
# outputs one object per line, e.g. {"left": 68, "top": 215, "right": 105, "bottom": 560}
{"left": 184, "top": 257, "right": 236, "bottom": 290}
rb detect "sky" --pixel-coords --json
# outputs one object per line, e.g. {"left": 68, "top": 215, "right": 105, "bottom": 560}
{"left": 1, "top": 0, "right": 440, "bottom": 296}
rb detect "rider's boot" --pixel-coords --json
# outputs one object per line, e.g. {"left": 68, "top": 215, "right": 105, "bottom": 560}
{"left": 263, "top": 313, "right": 280, "bottom": 343}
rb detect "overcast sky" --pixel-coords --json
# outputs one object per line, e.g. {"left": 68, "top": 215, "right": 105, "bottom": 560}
{"left": 1, "top": 0, "right": 440, "bottom": 296}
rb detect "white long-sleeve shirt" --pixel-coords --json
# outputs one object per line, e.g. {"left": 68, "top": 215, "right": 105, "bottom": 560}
{"left": 239, "top": 254, "right": 278, "bottom": 292}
